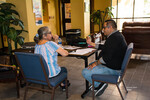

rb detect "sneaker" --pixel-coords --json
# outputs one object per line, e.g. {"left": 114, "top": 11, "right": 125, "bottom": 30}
{"left": 95, "top": 83, "right": 108, "bottom": 96}
{"left": 89, "top": 85, "right": 93, "bottom": 90}
{"left": 90, "top": 83, "right": 104, "bottom": 91}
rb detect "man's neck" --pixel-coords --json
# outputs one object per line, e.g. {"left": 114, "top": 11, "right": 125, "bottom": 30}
{"left": 107, "top": 29, "right": 118, "bottom": 38}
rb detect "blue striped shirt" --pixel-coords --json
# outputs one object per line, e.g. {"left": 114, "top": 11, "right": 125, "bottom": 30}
{"left": 34, "top": 41, "right": 61, "bottom": 78}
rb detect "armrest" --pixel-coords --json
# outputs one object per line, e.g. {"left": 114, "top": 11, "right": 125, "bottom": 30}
{"left": 0, "top": 64, "right": 16, "bottom": 69}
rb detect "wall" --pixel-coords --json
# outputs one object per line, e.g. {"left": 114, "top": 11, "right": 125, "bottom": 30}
{"left": 48, "top": 0, "right": 57, "bottom": 35}
{"left": 55, "top": 0, "right": 61, "bottom": 36}
{"left": 94, "top": 0, "right": 111, "bottom": 32}
{"left": 5, "top": 0, "right": 58, "bottom": 50}
{"left": 71, "top": 0, "right": 90, "bottom": 38}
{"left": 71, "top": 0, "right": 84, "bottom": 38}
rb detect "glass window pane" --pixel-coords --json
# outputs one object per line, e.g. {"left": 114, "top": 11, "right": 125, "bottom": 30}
{"left": 134, "top": 0, "right": 150, "bottom": 17}
{"left": 118, "top": 0, "right": 134, "bottom": 18}
{"left": 134, "top": 18, "right": 150, "bottom": 22}
{"left": 112, "top": 0, "right": 117, "bottom": 18}
{"left": 116, "top": 19, "right": 132, "bottom": 31}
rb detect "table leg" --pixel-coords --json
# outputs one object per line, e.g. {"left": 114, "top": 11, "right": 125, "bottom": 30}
{"left": 95, "top": 50, "right": 98, "bottom": 60}
{"left": 81, "top": 57, "right": 90, "bottom": 98}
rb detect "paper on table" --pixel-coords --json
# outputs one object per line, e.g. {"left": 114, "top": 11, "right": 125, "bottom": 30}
{"left": 69, "top": 48, "right": 96, "bottom": 55}
{"left": 62, "top": 45, "right": 81, "bottom": 50}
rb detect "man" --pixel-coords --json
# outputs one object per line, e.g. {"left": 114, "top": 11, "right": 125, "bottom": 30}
{"left": 82, "top": 19, "right": 127, "bottom": 96}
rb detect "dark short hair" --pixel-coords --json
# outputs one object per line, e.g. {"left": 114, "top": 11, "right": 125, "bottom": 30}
{"left": 105, "top": 19, "right": 117, "bottom": 29}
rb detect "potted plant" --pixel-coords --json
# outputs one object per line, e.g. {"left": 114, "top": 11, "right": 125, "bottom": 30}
{"left": 0, "top": 3, "right": 27, "bottom": 54}
{"left": 90, "top": 6, "right": 114, "bottom": 32}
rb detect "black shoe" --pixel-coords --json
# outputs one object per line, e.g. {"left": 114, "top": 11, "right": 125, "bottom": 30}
{"left": 94, "top": 83, "right": 105, "bottom": 90}
{"left": 95, "top": 83, "right": 108, "bottom": 96}
{"left": 60, "top": 80, "right": 70, "bottom": 91}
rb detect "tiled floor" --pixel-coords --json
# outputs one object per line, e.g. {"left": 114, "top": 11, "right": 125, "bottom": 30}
{"left": 0, "top": 54, "right": 150, "bottom": 100}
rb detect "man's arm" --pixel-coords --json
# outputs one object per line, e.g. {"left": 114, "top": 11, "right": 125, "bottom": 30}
{"left": 86, "top": 36, "right": 96, "bottom": 47}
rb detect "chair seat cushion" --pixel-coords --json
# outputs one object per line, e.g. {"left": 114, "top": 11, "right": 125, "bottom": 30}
{"left": 49, "top": 72, "right": 67, "bottom": 87}
{"left": 92, "top": 74, "right": 119, "bottom": 84}
{"left": 27, "top": 72, "right": 67, "bottom": 87}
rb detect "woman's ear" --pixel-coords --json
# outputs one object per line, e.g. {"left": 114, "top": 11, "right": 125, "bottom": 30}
{"left": 42, "top": 34, "right": 47, "bottom": 39}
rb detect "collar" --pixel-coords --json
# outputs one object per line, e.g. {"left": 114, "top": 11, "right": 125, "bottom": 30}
{"left": 107, "top": 30, "right": 118, "bottom": 38}
{"left": 38, "top": 40, "right": 49, "bottom": 45}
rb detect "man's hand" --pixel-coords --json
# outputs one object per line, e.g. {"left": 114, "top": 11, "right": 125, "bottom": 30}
{"left": 87, "top": 60, "right": 101, "bottom": 70}
{"left": 86, "top": 36, "right": 91, "bottom": 45}
{"left": 86, "top": 36, "right": 96, "bottom": 47}
{"left": 87, "top": 62, "right": 97, "bottom": 70}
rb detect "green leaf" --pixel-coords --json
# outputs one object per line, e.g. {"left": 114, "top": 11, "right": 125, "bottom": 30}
{"left": 0, "top": 2, "right": 27, "bottom": 51}
{"left": 0, "top": 3, "right": 16, "bottom": 10}
{"left": 16, "top": 36, "right": 24, "bottom": 45}
{"left": 7, "top": 28, "right": 17, "bottom": 41}
{"left": 16, "top": 29, "right": 28, "bottom": 35}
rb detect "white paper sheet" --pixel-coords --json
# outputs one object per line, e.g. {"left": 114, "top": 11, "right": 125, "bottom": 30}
{"left": 69, "top": 48, "right": 96, "bottom": 55}
{"left": 62, "top": 45, "right": 81, "bottom": 50}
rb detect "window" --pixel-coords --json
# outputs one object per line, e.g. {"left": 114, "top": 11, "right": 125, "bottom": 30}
{"left": 112, "top": 0, "right": 150, "bottom": 31}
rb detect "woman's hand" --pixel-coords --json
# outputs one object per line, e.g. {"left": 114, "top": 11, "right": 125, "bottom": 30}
{"left": 53, "top": 35, "right": 59, "bottom": 43}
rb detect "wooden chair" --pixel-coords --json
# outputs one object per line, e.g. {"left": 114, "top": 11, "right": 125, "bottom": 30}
{"left": 0, "top": 54, "right": 20, "bottom": 98}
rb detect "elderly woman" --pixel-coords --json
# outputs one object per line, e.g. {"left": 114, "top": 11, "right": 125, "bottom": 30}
{"left": 34, "top": 26, "right": 70, "bottom": 90}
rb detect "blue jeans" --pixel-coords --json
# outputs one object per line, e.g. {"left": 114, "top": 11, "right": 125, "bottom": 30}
{"left": 82, "top": 62, "right": 120, "bottom": 87}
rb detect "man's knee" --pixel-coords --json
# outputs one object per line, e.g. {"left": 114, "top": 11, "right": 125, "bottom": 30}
{"left": 82, "top": 68, "right": 89, "bottom": 77}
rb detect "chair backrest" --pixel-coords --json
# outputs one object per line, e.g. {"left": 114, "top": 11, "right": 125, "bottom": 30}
{"left": 120, "top": 43, "right": 134, "bottom": 79}
{"left": 15, "top": 52, "right": 50, "bottom": 85}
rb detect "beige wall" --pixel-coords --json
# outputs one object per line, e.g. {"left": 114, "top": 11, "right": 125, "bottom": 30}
{"left": 71, "top": 0, "right": 84, "bottom": 38}
{"left": 71, "top": 0, "right": 90, "bottom": 38}
{"left": 4, "top": 0, "right": 58, "bottom": 49}
{"left": 94, "top": 0, "right": 111, "bottom": 32}
{"left": 0, "top": 0, "right": 6, "bottom": 3}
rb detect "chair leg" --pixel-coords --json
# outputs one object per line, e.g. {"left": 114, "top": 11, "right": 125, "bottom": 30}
{"left": 51, "top": 87, "right": 55, "bottom": 100}
{"left": 42, "top": 85, "right": 45, "bottom": 94}
{"left": 122, "top": 80, "right": 128, "bottom": 93}
{"left": 24, "top": 86, "right": 28, "bottom": 100}
{"left": 15, "top": 70, "right": 20, "bottom": 98}
{"left": 16, "top": 77, "right": 20, "bottom": 98}
{"left": 116, "top": 84, "right": 124, "bottom": 100}
{"left": 92, "top": 80, "right": 95, "bottom": 100}
{"left": 65, "top": 78, "right": 68, "bottom": 99}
